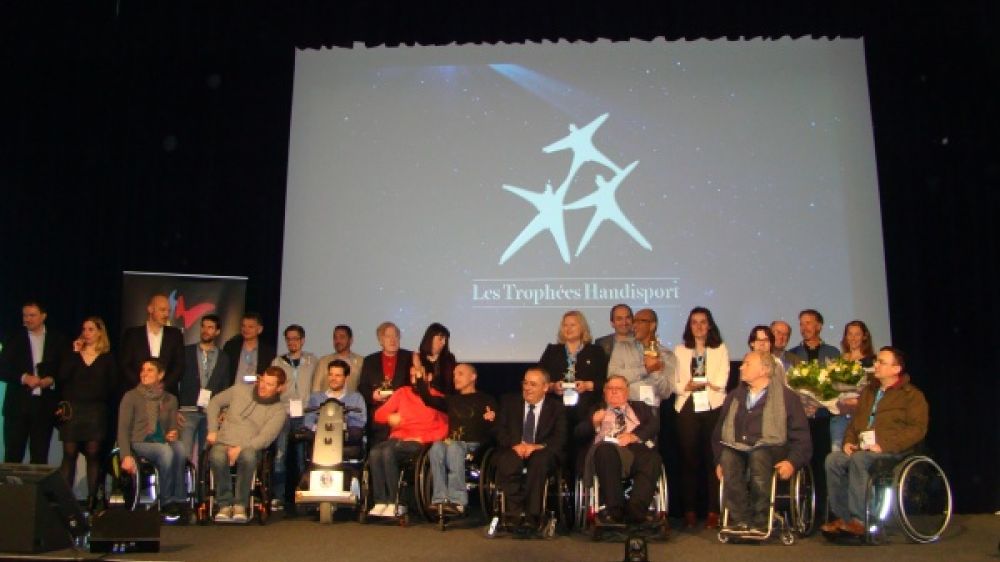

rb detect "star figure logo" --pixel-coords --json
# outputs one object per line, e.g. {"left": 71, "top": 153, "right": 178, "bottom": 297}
{"left": 499, "top": 113, "right": 652, "bottom": 264}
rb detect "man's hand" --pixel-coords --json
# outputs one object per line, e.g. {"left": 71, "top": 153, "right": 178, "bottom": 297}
{"left": 121, "top": 455, "right": 137, "bottom": 474}
{"left": 388, "top": 413, "right": 402, "bottom": 427}
{"left": 774, "top": 460, "right": 795, "bottom": 480}
{"left": 575, "top": 380, "right": 594, "bottom": 393}
{"left": 373, "top": 390, "right": 388, "bottom": 403}
{"left": 868, "top": 443, "right": 883, "bottom": 453}
{"left": 21, "top": 373, "right": 40, "bottom": 388}
{"left": 483, "top": 406, "right": 495, "bottom": 422}
{"left": 591, "top": 408, "right": 606, "bottom": 427}
{"left": 165, "top": 429, "right": 179, "bottom": 442}
{"left": 643, "top": 355, "right": 662, "bottom": 374}
{"left": 175, "top": 411, "right": 187, "bottom": 428}
{"left": 513, "top": 442, "right": 542, "bottom": 459}
{"left": 206, "top": 431, "right": 217, "bottom": 446}
{"left": 715, "top": 464, "right": 724, "bottom": 482}
{"left": 227, "top": 445, "right": 241, "bottom": 466}
{"left": 843, "top": 442, "right": 858, "bottom": 455}
{"left": 616, "top": 432, "right": 639, "bottom": 446}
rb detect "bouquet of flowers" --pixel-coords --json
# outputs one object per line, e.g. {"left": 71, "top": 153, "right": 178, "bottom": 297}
{"left": 787, "top": 357, "right": 866, "bottom": 412}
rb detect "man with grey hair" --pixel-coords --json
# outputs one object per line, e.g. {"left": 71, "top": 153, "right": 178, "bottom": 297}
{"left": 769, "top": 320, "right": 802, "bottom": 373}
{"left": 711, "top": 351, "right": 811, "bottom": 534}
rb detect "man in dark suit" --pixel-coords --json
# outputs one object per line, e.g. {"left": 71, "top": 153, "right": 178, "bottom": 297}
{"left": 493, "top": 366, "right": 567, "bottom": 533}
{"left": 576, "top": 374, "right": 662, "bottom": 526}
{"left": 0, "top": 301, "right": 68, "bottom": 463}
{"left": 221, "top": 312, "right": 276, "bottom": 387}
{"left": 178, "top": 314, "right": 232, "bottom": 459}
{"left": 357, "top": 321, "right": 412, "bottom": 445}
{"left": 119, "top": 293, "right": 185, "bottom": 395}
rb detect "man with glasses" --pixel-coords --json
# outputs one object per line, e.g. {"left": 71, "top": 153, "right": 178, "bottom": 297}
{"left": 821, "top": 346, "right": 927, "bottom": 538}
{"left": 578, "top": 375, "right": 662, "bottom": 526}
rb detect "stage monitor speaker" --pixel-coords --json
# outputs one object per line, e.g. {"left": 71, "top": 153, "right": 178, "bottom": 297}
{"left": 89, "top": 508, "right": 161, "bottom": 553}
{"left": 0, "top": 463, "right": 88, "bottom": 553}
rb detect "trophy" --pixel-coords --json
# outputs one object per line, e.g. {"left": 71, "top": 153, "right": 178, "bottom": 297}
{"left": 562, "top": 364, "right": 579, "bottom": 406}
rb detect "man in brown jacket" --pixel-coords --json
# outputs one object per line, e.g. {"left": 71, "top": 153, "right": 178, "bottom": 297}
{"left": 821, "top": 346, "right": 928, "bottom": 537}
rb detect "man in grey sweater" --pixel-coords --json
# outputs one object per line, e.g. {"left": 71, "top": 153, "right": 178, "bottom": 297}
{"left": 207, "top": 366, "right": 288, "bottom": 522}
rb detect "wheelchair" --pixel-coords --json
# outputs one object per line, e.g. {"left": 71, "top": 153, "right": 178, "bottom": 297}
{"left": 414, "top": 444, "right": 495, "bottom": 531}
{"left": 480, "top": 451, "right": 574, "bottom": 539}
{"left": 717, "top": 464, "right": 815, "bottom": 545}
{"left": 862, "top": 454, "right": 952, "bottom": 544}
{"left": 294, "top": 398, "right": 366, "bottom": 523}
{"left": 358, "top": 442, "right": 430, "bottom": 526}
{"left": 574, "top": 462, "right": 670, "bottom": 541}
{"left": 105, "top": 446, "right": 197, "bottom": 519}
{"left": 193, "top": 445, "right": 275, "bottom": 525}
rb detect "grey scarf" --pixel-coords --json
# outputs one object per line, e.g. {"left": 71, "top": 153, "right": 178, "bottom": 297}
{"left": 721, "top": 377, "right": 786, "bottom": 450}
{"left": 137, "top": 383, "right": 164, "bottom": 437}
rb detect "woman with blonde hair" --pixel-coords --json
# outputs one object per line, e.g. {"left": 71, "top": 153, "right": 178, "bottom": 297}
{"left": 57, "top": 316, "right": 118, "bottom": 506}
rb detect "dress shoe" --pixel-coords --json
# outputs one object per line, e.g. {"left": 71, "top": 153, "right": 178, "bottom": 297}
{"left": 683, "top": 511, "right": 697, "bottom": 529}
{"left": 820, "top": 519, "right": 845, "bottom": 534}
{"left": 704, "top": 511, "right": 720, "bottom": 529}
{"left": 597, "top": 508, "right": 624, "bottom": 526}
{"left": 841, "top": 518, "right": 865, "bottom": 537}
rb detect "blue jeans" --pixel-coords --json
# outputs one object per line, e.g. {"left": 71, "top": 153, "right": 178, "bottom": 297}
{"left": 825, "top": 450, "right": 898, "bottom": 522}
{"left": 829, "top": 414, "right": 851, "bottom": 453}
{"left": 178, "top": 410, "right": 207, "bottom": 462}
{"left": 428, "top": 441, "right": 478, "bottom": 506}
{"left": 131, "top": 441, "right": 188, "bottom": 505}
{"left": 368, "top": 439, "right": 424, "bottom": 504}
{"left": 719, "top": 445, "right": 785, "bottom": 526}
{"left": 209, "top": 444, "right": 261, "bottom": 509}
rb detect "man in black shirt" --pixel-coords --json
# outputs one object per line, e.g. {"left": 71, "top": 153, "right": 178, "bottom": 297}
{"left": 418, "top": 363, "right": 497, "bottom": 514}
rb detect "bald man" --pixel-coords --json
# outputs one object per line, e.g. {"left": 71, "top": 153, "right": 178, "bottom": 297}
{"left": 120, "top": 294, "right": 185, "bottom": 395}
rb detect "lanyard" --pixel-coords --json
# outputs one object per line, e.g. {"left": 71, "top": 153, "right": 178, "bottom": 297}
{"left": 867, "top": 388, "right": 886, "bottom": 428}
{"left": 564, "top": 345, "right": 579, "bottom": 381}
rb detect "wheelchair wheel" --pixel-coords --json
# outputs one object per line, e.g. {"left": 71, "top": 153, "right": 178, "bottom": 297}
{"left": 790, "top": 464, "right": 816, "bottom": 536}
{"left": 358, "top": 463, "right": 371, "bottom": 524}
{"left": 895, "top": 456, "right": 952, "bottom": 543}
{"left": 478, "top": 449, "right": 498, "bottom": 520}
{"left": 554, "top": 470, "right": 574, "bottom": 535}
{"left": 415, "top": 448, "right": 435, "bottom": 522}
{"left": 574, "top": 476, "right": 589, "bottom": 532}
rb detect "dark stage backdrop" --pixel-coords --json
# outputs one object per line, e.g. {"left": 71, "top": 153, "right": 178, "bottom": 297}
{"left": 1, "top": 2, "right": 996, "bottom": 512}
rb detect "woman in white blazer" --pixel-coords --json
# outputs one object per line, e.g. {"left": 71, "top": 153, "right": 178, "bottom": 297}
{"left": 673, "top": 307, "right": 729, "bottom": 530}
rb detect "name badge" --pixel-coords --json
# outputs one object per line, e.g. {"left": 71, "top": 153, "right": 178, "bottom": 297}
{"left": 289, "top": 399, "right": 303, "bottom": 418}
{"left": 692, "top": 390, "right": 710, "bottom": 413}
{"left": 243, "top": 374, "right": 257, "bottom": 384}
{"left": 197, "top": 388, "right": 212, "bottom": 408}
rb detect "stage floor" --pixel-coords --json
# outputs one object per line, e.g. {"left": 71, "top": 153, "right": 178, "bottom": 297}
{"left": 1, "top": 513, "right": 996, "bottom": 562}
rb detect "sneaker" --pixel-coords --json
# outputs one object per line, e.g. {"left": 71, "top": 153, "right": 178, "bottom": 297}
{"left": 270, "top": 498, "right": 284, "bottom": 511}
{"left": 393, "top": 504, "right": 407, "bottom": 517}
{"left": 368, "top": 503, "right": 389, "bottom": 517}
{"left": 232, "top": 505, "right": 248, "bottom": 523}
{"left": 214, "top": 506, "right": 233, "bottom": 522}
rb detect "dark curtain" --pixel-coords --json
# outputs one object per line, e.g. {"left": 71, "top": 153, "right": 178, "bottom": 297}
{"left": 1, "top": 1, "right": 996, "bottom": 512}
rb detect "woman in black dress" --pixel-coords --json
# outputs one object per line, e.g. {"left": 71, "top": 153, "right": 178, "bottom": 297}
{"left": 417, "top": 322, "right": 457, "bottom": 395}
{"left": 57, "top": 316, "right": 117, "bottom": 503}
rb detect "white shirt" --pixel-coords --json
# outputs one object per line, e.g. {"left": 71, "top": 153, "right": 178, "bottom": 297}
{"left": 523, "top": 398, "right": 544, "bottom": 442}
{"left": 27, "top": 327, "right": 46, "bottom": 374}
{"left": 146, "top": 324, "right": 163, "bottom": 358}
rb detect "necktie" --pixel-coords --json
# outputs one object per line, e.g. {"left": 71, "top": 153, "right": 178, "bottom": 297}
{"left": 522, "top": 404, "right": 536, "bottom": 444}
{"left": 612, "top": 408, "right": 626, "bottom": 437}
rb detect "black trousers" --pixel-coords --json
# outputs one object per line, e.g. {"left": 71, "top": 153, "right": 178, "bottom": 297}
{"left": 808, "top": 414, "right": 831, "bottom": 516}
{"left": 675, "top": 399, "right": 721, "bottom": 514}
{"left": 3, "top": 399, "right": 55, "bottom": 464}
{"left": 593, "top": 442, "right": 661, "bottom": 515}
{"left": 493, "top": 447, "right": 558, "bottom": 518}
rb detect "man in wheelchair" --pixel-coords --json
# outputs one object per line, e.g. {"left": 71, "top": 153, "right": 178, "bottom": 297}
{"left": 712, "top": 351, "right": 811, "bottom": 536}
{"left": 493, "top": 366, "right": 567, "bottom": 535}
{"left": 206, "top": 366, "right": 288, "bottom": 522}
{"left": 118, "top": 358, "right": 188, "bottom": 519}
{"left": 576, "top": 374, "right": 662, "bottom": 527}
{"left": 821, "top": 346, "right": 928, "bottom": 539}
{"left": 417, "top": 362, "right": 497, "bottom": 516}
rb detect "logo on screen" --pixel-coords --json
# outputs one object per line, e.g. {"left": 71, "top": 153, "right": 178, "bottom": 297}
{"left": 168, "top": 290, "right": 216, "bottom": 330}
{"left": 499, "top": 113, "right": 651, "bottom": 265}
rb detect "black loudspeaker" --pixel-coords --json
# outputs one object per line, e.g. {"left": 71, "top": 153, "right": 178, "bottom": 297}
{"left": 0, "top": 463, "right": 88, "bottom": 553}
{"left": 89, "top": 509, "right": 161, "bottom": 553}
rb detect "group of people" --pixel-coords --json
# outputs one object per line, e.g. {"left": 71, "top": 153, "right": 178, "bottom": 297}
{"left": 0, "top": 297, "right": 928, "bottom": 541}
